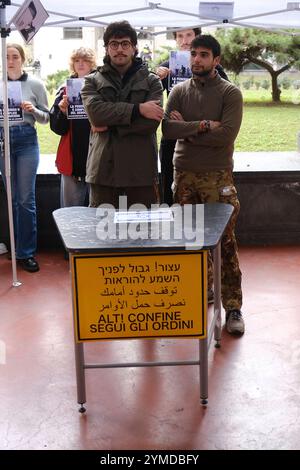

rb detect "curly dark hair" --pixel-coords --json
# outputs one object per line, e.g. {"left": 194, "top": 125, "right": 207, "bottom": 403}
{"left": 190, "top": 34, "right": 221, "bottom": 57}
{"left": 103, "top": 21, "right": 137, "bottom": 47}
{"left": 172, "top": 27, "right": 201, "bottom": 40}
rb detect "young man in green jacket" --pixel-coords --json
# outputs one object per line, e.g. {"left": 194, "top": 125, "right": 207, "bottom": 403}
{"left": 81, "top": 21, "right": 164, "bottom": 208}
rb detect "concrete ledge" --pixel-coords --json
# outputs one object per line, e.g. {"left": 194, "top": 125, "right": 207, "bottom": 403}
{"left": 234, "top": 152, "right": 300, "bottom": 245}
{"left": 1, "top": 152, "right": 300, "bottom": 248}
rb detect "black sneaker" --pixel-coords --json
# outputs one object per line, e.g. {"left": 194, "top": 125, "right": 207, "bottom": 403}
{"left": 208, "top": 288, "right": 214, "bottom": 304}
{"left": 225, "top": 309, "right": 245, "bottom": 335}
{"left": 18, "top": 257, "right": 40, "bottom": 273}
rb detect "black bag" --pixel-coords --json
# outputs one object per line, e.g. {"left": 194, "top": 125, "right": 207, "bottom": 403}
{"left": 49, "top": 86, "right": 70, "bottom": 136}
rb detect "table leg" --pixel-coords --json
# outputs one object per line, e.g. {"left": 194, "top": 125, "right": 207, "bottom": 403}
{"left": 74, "top": 342, "right": 86, "bottom": 413}
{"left": 199, "top": 338, "right": 208, "bottom": 405}
{"left": 213, "top": 243, "right": 222, "bottom": 347}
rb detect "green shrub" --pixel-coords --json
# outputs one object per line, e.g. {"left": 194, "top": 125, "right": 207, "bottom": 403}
{"left": 231, "top": 75, "right": 240, "bottom": 87}
{"left": 279, "top": 77, "right": 291, "bottom": 90}
{"left": 243, "top": 80, "right": 252, "bottom": 90}
{"left": 46, "top": 69, "right": 69, "bottom": 94}
{"left": 292, "top": 80, "right": 300, "bottom": 90}
{"left": 261, "top": 79, "right": 270, "bottom": 90}
{"left": 152, "top": 45, "right": 173, "bottom": 67}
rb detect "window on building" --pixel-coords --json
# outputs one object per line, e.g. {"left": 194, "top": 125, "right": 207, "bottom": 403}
{"left": 63, "top": 27, "right": 83, "bottom": 39}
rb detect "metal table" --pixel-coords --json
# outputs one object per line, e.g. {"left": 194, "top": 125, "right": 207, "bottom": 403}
{"left": 53, "top": 203, "right": 233, "bottom": 411}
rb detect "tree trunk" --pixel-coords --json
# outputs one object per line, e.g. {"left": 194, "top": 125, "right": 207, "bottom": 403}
{"left": 271, "top": 72, "right": 281, "bottom": 102}
{"left": 246, "top": 56, "right": 291, "bottom": 103}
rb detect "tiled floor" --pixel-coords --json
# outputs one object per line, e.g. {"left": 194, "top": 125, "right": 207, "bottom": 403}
{"left": 0, "top": 246, "right": 300, "bottom": 450}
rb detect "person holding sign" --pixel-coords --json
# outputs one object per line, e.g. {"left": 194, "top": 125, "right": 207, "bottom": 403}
{"left": 0, "top": 44, "right": 49, "bottom": 273}
{"left": 157, "top": 28, "right": 228, "bottom": 208}
{"left": 162, "top": 35, "right": 244, "bottom": 336}
{"left": 81, "top": 21, "right": 164, "bottom": 208}
{"left": 50, "top": 47, "right": 97, "bottom": 207}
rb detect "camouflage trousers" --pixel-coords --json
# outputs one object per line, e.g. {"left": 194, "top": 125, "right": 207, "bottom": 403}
{"left": 173, "top": 168, "right": 242, "bottom": 311}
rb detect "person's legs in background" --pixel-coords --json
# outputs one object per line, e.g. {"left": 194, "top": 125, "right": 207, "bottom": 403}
{"left": 89, "top": 183, "right": 159, "bottom": 209}
{"left": 13, "top": 126, "right": 39, "bottom": 260}
{"left": 89, "top": 184, "right": 119, "bottom": 208}
{"left": 0, "top": 125, "right": 40, "bottom": 271}
{"left": 125, "top": 183, "right": 159, "bottom": 208}
{"left": 60, "top": 174, "right": 89, "bottom": 207}
{"left": 159, "top": 138, "right": 175, "bottom": 206}
{"left": 7, "top": 125, "right": 40, "bottom": 272}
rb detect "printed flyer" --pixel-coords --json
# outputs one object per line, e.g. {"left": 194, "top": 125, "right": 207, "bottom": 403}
{"left": 66, "top": 78, "right": 87, "bottom": 119}
{"left": 0, "top": 81, "right": 23, "bottom": 122}
{"left": 168, "top": 50, "right": 192, "bottom": 91}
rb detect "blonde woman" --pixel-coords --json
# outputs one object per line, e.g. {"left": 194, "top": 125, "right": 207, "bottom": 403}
{"left": 0, "top": 44, "right": 49, "bottom": 272}
{"left": 50, "top": 47, "right": 97, "bottom": 207}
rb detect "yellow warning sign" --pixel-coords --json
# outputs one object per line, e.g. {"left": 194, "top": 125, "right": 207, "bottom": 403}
{"left": 71, "top": 251, "right": 207, "bottom": 341}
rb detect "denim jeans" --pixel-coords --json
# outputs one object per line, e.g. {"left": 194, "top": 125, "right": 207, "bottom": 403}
{"left": 0, "top": 125, "right": 39, "bottom": 259}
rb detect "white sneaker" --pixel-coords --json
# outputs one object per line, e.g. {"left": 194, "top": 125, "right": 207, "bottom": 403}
{"left": 0, "top": 243, "right": 8, "bottom": 255}
{"left": 225, "top": 309, "right": 245, "bottom": 335}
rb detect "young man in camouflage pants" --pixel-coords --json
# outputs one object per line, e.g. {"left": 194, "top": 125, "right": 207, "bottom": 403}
{"left": 162, "top": 34, "right": 244, "bottom": 335}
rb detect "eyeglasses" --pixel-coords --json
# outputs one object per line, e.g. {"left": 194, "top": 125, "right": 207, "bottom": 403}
{"left": 108, "top": 40, "right": 133, "bottom": 50}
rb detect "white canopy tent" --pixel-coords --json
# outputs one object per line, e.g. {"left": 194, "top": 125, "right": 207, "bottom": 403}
{"left": 5, "top": 1, "right": 300, "bottom": 34}
{"left": 1, "top": 0, "right": 300, "bottom": 286}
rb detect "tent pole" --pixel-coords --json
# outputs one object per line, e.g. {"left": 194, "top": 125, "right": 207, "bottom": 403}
{"left": 1, "top": 1, "right": 21, "bottom": 287}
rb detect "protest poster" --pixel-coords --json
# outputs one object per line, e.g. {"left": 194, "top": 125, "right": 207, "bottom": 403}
{"left": 11, "top": 0, "right": 49, "bottom": 44}
{"left": 66, "top": 78, "right": 87, "bottom": 120}
{"left": 0, "top": 81, "right": 23, "bottom": 122}
{"left": 168, "top": 50, "right": 192, "bottom": 91}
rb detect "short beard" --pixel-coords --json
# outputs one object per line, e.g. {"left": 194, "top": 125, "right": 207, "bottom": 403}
{"left": 192, "top": 68, "right": 211, "bottom": 77}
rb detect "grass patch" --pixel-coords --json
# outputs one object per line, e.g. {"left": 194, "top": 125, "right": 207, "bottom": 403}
{"left": 36, "top": 92, "right": 60, "bottom": 154}
{"left": 241, "top": 88, "right": 300, "bottom": 104}
{"left": 37, "top": 91, "right": 300, "bottom": 154}
{"left": 37, "top": 122, "right": 60, "bottom": 154}
{"left": 236, "top": 102, "right": 300, "bottom": 151}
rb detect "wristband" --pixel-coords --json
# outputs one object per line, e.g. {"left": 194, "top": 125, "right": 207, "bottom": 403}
{"left": 200, "top": 120, "right": 210, "bottom": 132}
{"left": 204, "top": 120, "right": 210, "bottom": 131}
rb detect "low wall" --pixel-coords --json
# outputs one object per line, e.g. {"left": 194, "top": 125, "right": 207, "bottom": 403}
{"left": 1, "top": 152, "right": 300, "bottom": 248}
{"left": 234, "top": 152, "right": 300, "bottom": 245}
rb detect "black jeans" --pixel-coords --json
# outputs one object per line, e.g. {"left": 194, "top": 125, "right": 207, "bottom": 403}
{"left": 159, "top": 137, "right": 176, "bottom": 207}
